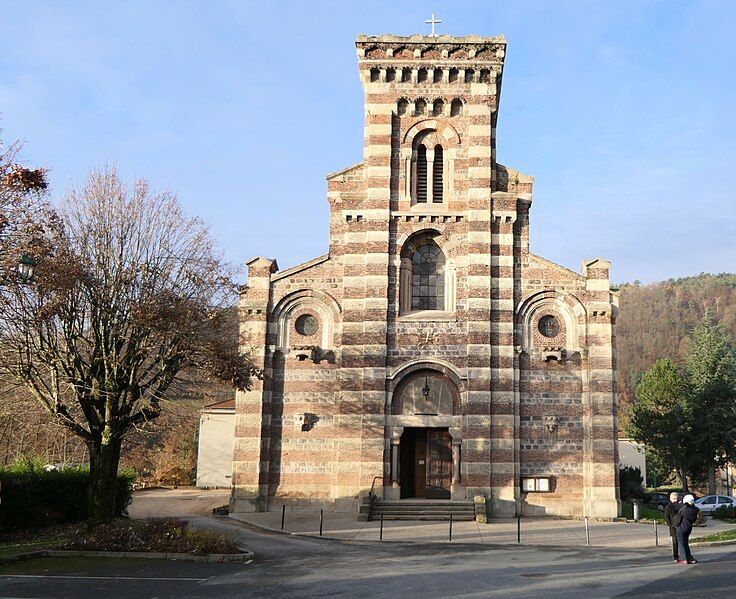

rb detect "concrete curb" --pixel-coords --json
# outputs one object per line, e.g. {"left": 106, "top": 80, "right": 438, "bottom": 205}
{"left": 691, "top": 538, "right": 736, "bottom": 548}
{"left": 0, "top": 551, "right": 47, "bottom": 566}
{"left": 0, "top": 548, "right": 254, "bottom": 565}
{"left": 229, "top": 513, "right": 336, "bottom": 541}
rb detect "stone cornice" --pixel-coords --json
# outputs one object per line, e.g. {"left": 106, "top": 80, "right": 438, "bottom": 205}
{"left": 356, "top": 34, "right": 506, "bottom": 44}
{"left": 356, "top": 34, "right": 507, "bottom": 63}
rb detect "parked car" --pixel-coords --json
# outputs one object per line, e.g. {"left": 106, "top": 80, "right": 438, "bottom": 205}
{"left": 645, "top": 492, "right": 671, "bottom": 510}
{"left": 693, "top": 494, "right": 736, "bottom": 514}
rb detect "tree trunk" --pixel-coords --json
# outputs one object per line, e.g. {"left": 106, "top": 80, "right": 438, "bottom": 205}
{"left": 676, "top": 466, "right": 689, "bottom": 494}
{"left": 87, "top": 435, "right": 123, "bottom": 528}
{"left": 707, "top": 462, "right": 717, "bottom": 494}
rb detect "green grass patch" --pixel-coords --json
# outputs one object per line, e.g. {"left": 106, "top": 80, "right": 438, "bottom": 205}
{"left": 692, "top": 528, "right": 736, "bottom": 543}
{"left": 0, "top": 524, "right": 76, "bottom": 558}
{"left": 621, "top": 500, "right": 665, "bottom": 522}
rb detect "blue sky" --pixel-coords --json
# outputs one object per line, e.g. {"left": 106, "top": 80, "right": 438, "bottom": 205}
{"left": 1, "top": 0, "right": 734, "bottom": 284}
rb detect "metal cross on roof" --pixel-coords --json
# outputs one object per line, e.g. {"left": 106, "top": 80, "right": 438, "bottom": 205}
{"left": 425, "top": 13, "right": 442, "bottom": 37}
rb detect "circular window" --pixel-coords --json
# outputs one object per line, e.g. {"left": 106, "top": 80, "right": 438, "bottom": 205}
{"left": 538, "top": 315, "right": 560, "bottom": 338}
{"left": 295, "top": 314, "right": 319, "bottom": 336}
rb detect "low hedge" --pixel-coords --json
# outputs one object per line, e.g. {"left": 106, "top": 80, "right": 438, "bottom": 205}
{"left": 0, "top": 460, "right": 134, "bottom": 532}
{"left": 712, "top": 505, "right": 736, "bottom": 521}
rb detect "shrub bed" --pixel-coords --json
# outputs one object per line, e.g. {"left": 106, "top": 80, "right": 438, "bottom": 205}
{"left": 57, "top": 518, "right": 241, "bottom": 554}
{"left": 0, "top": 460, "right": 134, "bottom": 532}
{"left": 712, "top": 505, "right": 736, "bottom": 522}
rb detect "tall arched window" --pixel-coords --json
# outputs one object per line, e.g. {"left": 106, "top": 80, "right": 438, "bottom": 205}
{"left": 400, "top": 232, "right": 455, "bottom": 315}
{"left": 433, "top": 145, "right": 443, "bottom": 203}
{"left": 411, "top": 240, "right": 445, "bottom": 310}
{"left": 409, "top": 130, "right": 449, "bottom": 206}
{"left": 416, "top": 145, "right": 427, "bottom": 203}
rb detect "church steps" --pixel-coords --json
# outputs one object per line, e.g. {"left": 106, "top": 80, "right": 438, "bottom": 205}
{"left": 369, "top": 499, "right": 476, "bottom": 521}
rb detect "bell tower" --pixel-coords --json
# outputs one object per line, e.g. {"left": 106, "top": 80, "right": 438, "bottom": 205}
{"left": 355, "top": 33, "right": 507, "bottom": 211}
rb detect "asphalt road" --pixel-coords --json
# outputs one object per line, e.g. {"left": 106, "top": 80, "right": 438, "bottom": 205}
{"left": 0, "top": 517, "right": 734, "bottom": 598}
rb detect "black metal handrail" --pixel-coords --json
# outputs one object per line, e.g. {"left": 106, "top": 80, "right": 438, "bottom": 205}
{"left": 367, "top": 475, "right": 383, "bottom": 520}
{"left": 368, "top": 475, "right": 383, "bottom": 500}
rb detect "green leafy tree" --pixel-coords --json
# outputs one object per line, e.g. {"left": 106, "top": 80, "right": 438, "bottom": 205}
{"left": 645, "top": 451, "right": 673, "bottom": 489}
{"left": 684, "top": 314, "right": 736, "bottom": 493}
{"left": 628, "top": 359, "right": 696, "bottom": 492}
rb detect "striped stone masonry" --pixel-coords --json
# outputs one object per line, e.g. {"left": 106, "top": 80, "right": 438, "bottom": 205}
{"left": 230, "top": 33, "right": 620, "bottom": 520}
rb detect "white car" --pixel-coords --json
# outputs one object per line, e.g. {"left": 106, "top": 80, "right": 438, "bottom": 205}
{"left": 693, "top": 494, "right": 736, "bottom": 514}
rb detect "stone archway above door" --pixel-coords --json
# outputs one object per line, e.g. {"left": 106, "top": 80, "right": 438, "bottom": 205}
{"left": 391, "top": 368, "right": 460, "bottom": 416}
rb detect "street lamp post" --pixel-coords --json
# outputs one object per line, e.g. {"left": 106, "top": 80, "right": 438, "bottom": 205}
{"left": 0, "top": 231, "right": 36, "bottom": 283}
{"left": 17, "top": 253, "right": 36, "bottom": 282}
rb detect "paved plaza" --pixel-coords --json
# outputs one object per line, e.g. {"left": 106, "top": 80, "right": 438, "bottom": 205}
{"left": 2, "top": 514, "right": 735, "bottom": 598}
{"left": 1, "top": 490, "right": 735, "bottom": 598}
{"left": 132, "top": 488, "right": 735, "bottom": 549}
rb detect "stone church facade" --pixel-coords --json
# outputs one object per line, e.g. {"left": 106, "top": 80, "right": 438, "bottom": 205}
{"left": 231, "top": 34, "right": 620, "bottom": 519}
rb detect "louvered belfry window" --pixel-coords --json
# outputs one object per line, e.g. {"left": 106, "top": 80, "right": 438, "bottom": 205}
{"left": 433, "top": 145, "right": 443, "bottom": 203}
{"left": 411, "top": 241, "right": 445, "bottom": 310}
{"left": 416, "top": 144, "right": 428, "bottom": 203}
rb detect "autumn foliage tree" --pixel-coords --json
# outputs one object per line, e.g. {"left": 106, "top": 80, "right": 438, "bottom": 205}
{"left": 0, "top": 165, "right": 256, "bottom": 526}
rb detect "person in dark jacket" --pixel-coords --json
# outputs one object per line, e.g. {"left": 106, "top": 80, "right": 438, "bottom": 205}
{"left": 674, "top": 494, "right": 699, "bottom": 564}
{"left": 663, "top": 492, "right": 681, "bottom": 562}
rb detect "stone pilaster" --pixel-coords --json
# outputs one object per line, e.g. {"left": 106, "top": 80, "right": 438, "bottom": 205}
{"left": 581, "top": 258, "right": 620, "bottom": 518}
{"left": 231, "top": 256, "right": 277, "bottom": 512}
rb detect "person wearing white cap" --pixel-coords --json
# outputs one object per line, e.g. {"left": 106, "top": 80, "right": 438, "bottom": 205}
{"left": 673, "top": 494, "right": 699, "bottom": 564}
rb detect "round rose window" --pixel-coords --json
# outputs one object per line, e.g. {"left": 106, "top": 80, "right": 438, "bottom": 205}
{"left": 538, "top": 315, "right": 560, "bottom": 338}
{"left": 295, "top": 314, "right": 319, "bottom": 336}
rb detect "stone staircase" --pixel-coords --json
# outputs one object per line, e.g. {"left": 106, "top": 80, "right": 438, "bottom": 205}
{"left": 369, "top": 499, "right": 476, "bottom": 521}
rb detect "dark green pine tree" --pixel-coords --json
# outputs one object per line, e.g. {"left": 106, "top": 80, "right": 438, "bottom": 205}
{"left": 684, "top": 313, "right": 736, "bottom": 493}
{"left": 628, "top": 358, "right": 697, "bottom": 493}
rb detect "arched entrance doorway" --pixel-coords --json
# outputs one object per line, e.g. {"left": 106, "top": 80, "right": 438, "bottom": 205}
{"left": 390, "top": 369, "right": 460, "bottom": 499}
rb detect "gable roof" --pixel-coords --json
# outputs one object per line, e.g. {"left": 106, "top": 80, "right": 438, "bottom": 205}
{"left": 272, "top": 254, "right": 330, "bottom": 282}
{"left": 202, "top": 397, "right": 235, "bottom": 411}
{"left": 528, "top": 253, "right": 584, "bottom": 281}
{"left": 325, "top": 162, "right": 364, "bottom": 181}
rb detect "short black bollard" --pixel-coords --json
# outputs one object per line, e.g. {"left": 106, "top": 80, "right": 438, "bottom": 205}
{"left": 516, "top": 513, "right": 521, "bottom": 544}
{"left": 380, "top": 514, "right": 384, "bottom": 540}
{"left": 449, "top": 513, "right": 453, "bottom": 542}
{"left": 654, "top": 520, "right": 659, "bottom": 547}
{"left": 281, "top": 504, "right": 286, "bottom": 531}
{"left": 319, "top": 508, "right": 324, "bottom": 537}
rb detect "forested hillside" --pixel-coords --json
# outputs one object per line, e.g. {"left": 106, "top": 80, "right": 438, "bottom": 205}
{"left": 3, "top": 274, "right": 734, "bottom": 479}
{"left": 615, "top": 273, "right": 736, "bottom": 421}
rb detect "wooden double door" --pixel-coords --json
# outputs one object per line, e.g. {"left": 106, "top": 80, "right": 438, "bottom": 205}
{"left": 400, "top": 428, "right": 452, "bottom": 499}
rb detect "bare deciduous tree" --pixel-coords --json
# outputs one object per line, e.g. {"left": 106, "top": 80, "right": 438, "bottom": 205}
{"left": 0, "top": 165, "right": 256, "bottom": 526}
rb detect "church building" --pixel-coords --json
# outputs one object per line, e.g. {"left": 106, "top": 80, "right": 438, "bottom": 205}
{"left": 231, "top": 33, "right": 620, "bottom": 519}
